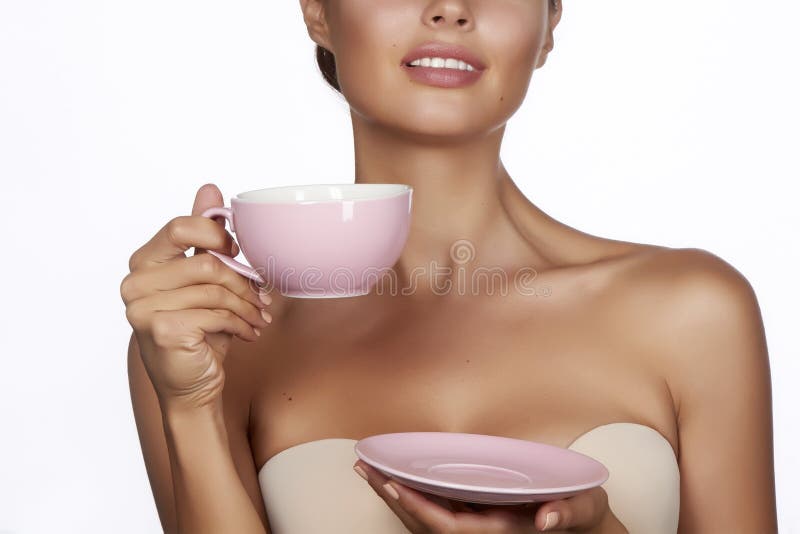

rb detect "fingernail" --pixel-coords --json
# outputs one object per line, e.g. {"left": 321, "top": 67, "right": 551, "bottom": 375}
{"left": 260, "top": 309, "right": 272, "bottom": 324}
{"left": 383, "top": 482, "right": 400, "bottom": 500}
{"left": 258, "top": 291, "right": 272, "bottom": 306}
{"left": 353, "top": 465, "right": 368, "bottom": 481}
{"left": 542, "top": 511, "right": 560, "bottom": 531}
{"left": 253, "top": 327, "right": 261, "bottom": 337}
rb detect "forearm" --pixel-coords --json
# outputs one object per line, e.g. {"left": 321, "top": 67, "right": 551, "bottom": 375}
{"left": 162, "top": 399, "right": 266, "bottom": 534}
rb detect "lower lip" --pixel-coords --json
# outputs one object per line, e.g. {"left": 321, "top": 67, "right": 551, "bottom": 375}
{"left": 401, "top": 64, "right": 484, "bottom": 88}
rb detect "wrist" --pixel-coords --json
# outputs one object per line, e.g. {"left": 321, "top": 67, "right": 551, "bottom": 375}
{"left": 160, "top": 394, "right": 223, "bottom": 420}
{"left": 161, "top": 396, "right": 226, "bottom": 437}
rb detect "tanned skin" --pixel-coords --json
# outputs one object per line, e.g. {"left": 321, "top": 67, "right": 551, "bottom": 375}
{"left": 124, "top": 0, "right": 777, "bottom": 532}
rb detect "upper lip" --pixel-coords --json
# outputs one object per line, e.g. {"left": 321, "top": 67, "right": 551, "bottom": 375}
{"left": 401, "top": 40, "right": 487, "bottom": 70}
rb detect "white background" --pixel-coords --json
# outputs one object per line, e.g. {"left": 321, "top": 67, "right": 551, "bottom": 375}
{"left": 1, "top": 1, "right": 798, "bottom": 532}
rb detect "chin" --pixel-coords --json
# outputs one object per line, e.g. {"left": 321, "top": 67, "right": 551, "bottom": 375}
{"left": 398, "top": 110, "right": 488, "bottom": 138}
{"left": 347, "top": 86, "right": 516, "bottom": 140}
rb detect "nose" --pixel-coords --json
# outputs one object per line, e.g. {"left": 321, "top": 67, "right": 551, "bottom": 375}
{"left": 422, "top": 0, "right": 475, "bottom": 31}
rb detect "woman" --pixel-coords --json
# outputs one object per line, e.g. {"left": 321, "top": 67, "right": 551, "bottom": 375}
{"left": 121, "top": 0, "right": 777, "bottom": 532}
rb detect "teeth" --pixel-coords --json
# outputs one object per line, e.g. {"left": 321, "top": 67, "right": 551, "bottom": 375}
{"left": 407, "top": 57, "right": 476, "bottom": 71}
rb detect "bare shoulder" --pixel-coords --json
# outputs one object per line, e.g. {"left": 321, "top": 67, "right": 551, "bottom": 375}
{"left": 608, "top": 246, "right": 769, "bottom": 408}
{"left": 605, "top": 250, "right": 775, "bottom": 530}
{"left": 620, "top": 246, "right": 763, "bottom": 327}
{"left": 609, "top": 245, "right": 764, "bottom": 342}
{"left": 624, "top": 245, "right": 756, "bottom": 289}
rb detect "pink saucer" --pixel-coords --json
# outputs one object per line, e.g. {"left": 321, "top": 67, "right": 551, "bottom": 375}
{"left": 354, "top": 432, "right": 609, "bottom": 505}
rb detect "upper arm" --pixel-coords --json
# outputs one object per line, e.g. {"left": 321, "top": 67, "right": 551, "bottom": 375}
{"left": 127, "top": 332, "right": 271, "bottom": 534}
{"left": 646, "top": 248, "right": 777, "bottom": 532}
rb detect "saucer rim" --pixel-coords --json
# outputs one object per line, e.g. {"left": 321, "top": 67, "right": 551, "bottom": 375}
{"left": 353, "top": 432, "right": 610, "bottom": 495}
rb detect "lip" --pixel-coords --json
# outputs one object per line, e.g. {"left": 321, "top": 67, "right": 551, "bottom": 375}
{"left": 400, "top": 40, "right": 487, "bottom": 71}
{"left": 401, "top": 63, "right": 483, "bottom": 88}
{"left": 400, "top": 40, "right": 487, "bottom": 88}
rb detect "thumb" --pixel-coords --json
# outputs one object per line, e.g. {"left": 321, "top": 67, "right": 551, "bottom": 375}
{"left": 191, "top": 182, "right": 224, "bottom": 217}
{"left": 191, "top": 182, "right": 239, "bottom": 257}
{"left": 535, "top": 487, "right": 608, "bottom": 531}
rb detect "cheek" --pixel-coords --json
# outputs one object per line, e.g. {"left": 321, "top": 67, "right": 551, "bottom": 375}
{"left": 330, "top": 0, "right": 410, "bottom": 109}
{"left": 482, "top": 7, "right": 549, "bottom": 106}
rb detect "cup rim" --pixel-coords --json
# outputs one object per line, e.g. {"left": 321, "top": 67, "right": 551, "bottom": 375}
{"left": 233, "top": 183, "right": 412, "bottom": 205}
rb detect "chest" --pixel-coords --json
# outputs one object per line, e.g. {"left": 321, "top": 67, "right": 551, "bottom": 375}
{"left": 248, "top": 295, "right": 674, "bottom": 469}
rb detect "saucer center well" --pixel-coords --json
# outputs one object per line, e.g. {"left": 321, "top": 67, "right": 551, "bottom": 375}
{"left": 426, "top": 463, "right": 532, "bottom": 488}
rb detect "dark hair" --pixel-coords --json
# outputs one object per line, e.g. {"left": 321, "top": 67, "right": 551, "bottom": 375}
{"left": 314, "top": 0, "right": 559, "bottom": 93}
{"left": 316, "top": 45, "right": 340, "bottom": 92}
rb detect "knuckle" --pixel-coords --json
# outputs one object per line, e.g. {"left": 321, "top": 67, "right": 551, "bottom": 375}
{"left": 150, "top": 314, "right": 176, "bottom": 347}
{"left": 196, "top": 253, "right": 222, "bottom": 277}
{"left": 119, "top": 273, "right": 137, "bottom": 303}
{"left": 202, "top": 283, "right": 224, "bottom": 303}
{"left": 211, "top": 308, "right": 235, "bottom": 321}
{"left": 230, "top": 273, "right": 253, "bottom": 296}
{"left": 220, "top": 269, "right": 247, "bottom": 297}
{"left": 199, "top": 216, "right": 229, "bottom": 250}
{"left": 211, "top": 226, "right": 229, "bottom": 249}
{"left": 127, "top": 250, "right": 140, "bottom": 272}
{"left": 166, "top": 216, "right": 190, "bottom": 246}
{"left": 125, "top": 301, "right": 146, "bottom": 328}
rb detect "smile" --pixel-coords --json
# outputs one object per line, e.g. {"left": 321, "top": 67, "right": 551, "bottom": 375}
{"left": 405, "top": 57, "right": 478, "bottom": 72}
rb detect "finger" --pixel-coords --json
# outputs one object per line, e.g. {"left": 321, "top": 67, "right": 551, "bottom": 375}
{"left": 384, "top": 480, "right": 462, "bottom": 531}
{"left": 449, "top": 499, "right": 476, "bottom": 513}
{"left": 122, "top": 253, "right": 268, "bottom": 311}
{"left": 125, "top": 283, "right": 271, "bottom": 333}
{"left": 476, "top": 503, "right": 544, "bottom": 533}
{"left": 150, "top": 308, "right": 260, "bottom": 350}
{"left": 353, "top": 462, "right": 432, "bottom": 533}
{"left": 452, "top": 501, "right": 532, "bottom": 513}
{"left": 129, "top": 214, "right": 239, "bottom": 271}
{"left": 534, "top": 487, "right": 608, "bottom": 531}
{"left": 190, "top": 183, "right": 239, "bottom": 257}
{"left": 191, "top": 183, "right": 223, "bottom": 217}
{"left": 356, "top": 460, "right": 544, "bottom": 533}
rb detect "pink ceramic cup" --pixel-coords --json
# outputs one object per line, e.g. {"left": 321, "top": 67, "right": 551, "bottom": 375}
{"left": 200, "top": 183, "right": 413, "bottom": 298}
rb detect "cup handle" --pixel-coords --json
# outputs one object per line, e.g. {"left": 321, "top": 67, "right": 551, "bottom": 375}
{"left": 200, "top": 207, "right": 266, "bottom": 286}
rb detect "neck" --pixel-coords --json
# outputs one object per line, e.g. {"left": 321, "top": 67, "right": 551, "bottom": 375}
{"left": 350, "top": 114, "right": 555, "bottom": 296}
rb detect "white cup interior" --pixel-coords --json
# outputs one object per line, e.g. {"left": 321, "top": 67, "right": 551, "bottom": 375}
{"left": 236, "top": 183, "right": 411, "bottom": 204}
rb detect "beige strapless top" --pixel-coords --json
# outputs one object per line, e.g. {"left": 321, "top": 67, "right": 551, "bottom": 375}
{"left": 258, "top": 423, "right": 680, "bottom": 534}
